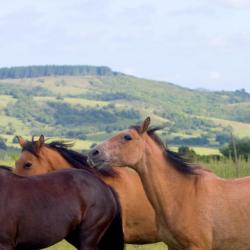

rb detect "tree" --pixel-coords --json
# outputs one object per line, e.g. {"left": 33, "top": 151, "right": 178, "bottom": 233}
{"left": 178, "top": 146, "right": 197, "bottom": 160}
{"left": 0, "top": 137, "right": 7, "bottom": 150}
{"left": 220, "top": 138, "right": 250, "bottom": 161}
{"left": 215, "top": 132, "right": 231, "bottom": 145}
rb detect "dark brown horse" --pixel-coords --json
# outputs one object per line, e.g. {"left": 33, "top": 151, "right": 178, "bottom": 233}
{"left": 0, "top": 165, "right": 124, "bottom": 250}
{"left": 14, "top": 135, "right": 160, "bottom": 244}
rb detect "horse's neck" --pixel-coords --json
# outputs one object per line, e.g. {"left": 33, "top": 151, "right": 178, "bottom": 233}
{"left": 43, "top": 148, "right": 72, "bottom": 170}
{"left": 136, "top": 141, "right": 195, "bottom": 223}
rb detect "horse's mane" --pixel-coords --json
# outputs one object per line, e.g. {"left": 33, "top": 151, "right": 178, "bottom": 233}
{"left": 0, "top": 165, "right": 13, "bottom": 172}
{"left": 131, "top": 125, "right": 200, "bottom": 175}
{"left": 22, "top": 139, "right": 117, "bottom": 177}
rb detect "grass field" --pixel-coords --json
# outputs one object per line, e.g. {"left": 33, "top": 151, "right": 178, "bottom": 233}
{"left": 203, "top": 117, "right": 250, "bottom": 138}
{"left": 169, "top": 145, "right": 220, "bottom": 155}
{"left": 0, "top": 95, "right": 16, "bottom": 108}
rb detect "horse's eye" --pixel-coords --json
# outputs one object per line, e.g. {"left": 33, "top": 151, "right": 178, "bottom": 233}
{"left": 124, "top": 134, "right": 132, "bottom": 141}
{"left": 24, "top": 162, "right": 32, "bottom": 169}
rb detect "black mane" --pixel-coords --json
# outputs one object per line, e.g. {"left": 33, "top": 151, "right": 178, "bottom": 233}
{"left": 22, "top": 139, "right": 116, "bottom": 177}
{"left": 46, "top": 141, "right": 89, "bottom": 169}
{"left": 0, "top": 165, "right": 12, "bottom": 172}
{"left": 131, "top": 125, "right": 199, "bottom": 175}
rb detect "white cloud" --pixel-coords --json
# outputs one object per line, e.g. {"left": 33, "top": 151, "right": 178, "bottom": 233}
{"left": 217, "top": 0, "right": 250, "bottom": 8}
{"left": 209, "top": 71, "right": 222, "bottom": 81}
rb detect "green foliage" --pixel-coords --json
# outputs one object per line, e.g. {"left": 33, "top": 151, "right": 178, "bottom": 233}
{"left": 12, "top": 136, "right": 18, "bottom": 144}
{"left": 0, "top": 137, "right": 7, "bottom": 150}
{"left": 220, "top": 138, "right": 250, "bottom": 161}
{"left": 215, "top": 131, "right": 231, "bottom": 145}
{"left": 0, "top": 84, "right": 53, "bottom": 98}
{"left": 5, "top": 96, "right": 55, "bottom": 124}
{"left": 88, "top": 92, "right": 136, "bottom": 101}
{"left": 163, "top": 112, "right": 215, "bottom": 131}
{"left": 170, "top": 136, "right": 210, "bottom": 146}
{"left": 178, "top": 146, "right": 197, "bottom": 160}
{"left": 48, "top": 102, "right": 140, "bottom": 127}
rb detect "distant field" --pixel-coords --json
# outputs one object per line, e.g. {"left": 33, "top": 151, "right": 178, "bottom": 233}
{"left": 1, "top": 74, "right": 250, "bottom": 150}
{"left": 34, "top": 96, "right": 109, "bottom": 107}
{"left": 169, "top": 145, "right": 220, "bottom": 155}
{"left": 202, "top": 117, "right": 250, "bottom": 138}
{"left": 0, "top": 95, "right": 16, "bottom": 108}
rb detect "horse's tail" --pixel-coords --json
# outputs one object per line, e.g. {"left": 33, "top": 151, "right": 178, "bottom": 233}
{"left": 99, "top": 187, "right": 124, "bottom": 250}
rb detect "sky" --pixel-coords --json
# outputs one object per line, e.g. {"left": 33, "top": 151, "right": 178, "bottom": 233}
{"left": 0, "top": 0, "right": 249, "bottom": 92}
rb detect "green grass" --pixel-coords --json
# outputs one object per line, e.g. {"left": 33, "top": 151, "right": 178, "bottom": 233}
{"left": 64, "top": 97, "right": 108, "bottom": 107}
{"left": 169, "top": 145, "right": 220, "bottom": 155}
{"left": 43, "top": 241, "right": 74, "bottom": 250}
{"left": 126, "top": 243, "right": 166, "bottom": 250}
{"left": 190, "top": 146, "right": 220, "bottom": 155}
{"left": 43, "top": 241, "right": 167, "bottom": 250}
{"left": 0, "top": 94, "right": 16, "bottom": 108}
{"left": 0, "top": 116, "right": 30, "bottom": 135}
{"left": 201, "top": 158, "right": 250, "bottom": 178}
{"left": 203, "top": 117, "right": 250, "bottom": 138}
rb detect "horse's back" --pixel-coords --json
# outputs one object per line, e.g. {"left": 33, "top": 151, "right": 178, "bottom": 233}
{"left": 0, "top": 168, "right": 118, "bottom": 250}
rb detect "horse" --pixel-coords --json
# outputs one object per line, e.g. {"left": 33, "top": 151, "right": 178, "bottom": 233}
{"left": 0, "top": 165, "right": 124, "bottom": 250}
{"left": 14, "top": 135, "right": 160, "bottom": 244}
{"left": 88, "top": 116, "right": 250, "bottom": 250}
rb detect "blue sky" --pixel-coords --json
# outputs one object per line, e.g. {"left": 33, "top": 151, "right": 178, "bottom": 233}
{"left": 0, "top": 0, "right": 249, "bottom": 92}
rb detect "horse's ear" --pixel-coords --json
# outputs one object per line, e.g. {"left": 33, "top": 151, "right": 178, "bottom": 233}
{"left": 16, "top": 136, "right": 26, "bottom": 148}
{"left": 139, "top": 117, "right": 151, "bottom": 134}
{"left": 35, "top": 135, "right": 45, "bottom": 151}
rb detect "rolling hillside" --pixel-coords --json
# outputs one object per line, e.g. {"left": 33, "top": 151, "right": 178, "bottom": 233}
{"left": 0, "top": 65, "right": 250, "bottom": 150}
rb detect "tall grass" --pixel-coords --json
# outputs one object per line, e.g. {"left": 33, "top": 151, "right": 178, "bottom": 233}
{"left": 199, "top": 157, "right": 250, "bottom": 178}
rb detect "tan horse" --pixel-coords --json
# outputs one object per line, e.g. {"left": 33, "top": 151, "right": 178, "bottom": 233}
{"left": 88, "top": 117, "right": 250, "bottom": 250}
{"left": 14, "top": 135, "right": 160, "bottom": 244}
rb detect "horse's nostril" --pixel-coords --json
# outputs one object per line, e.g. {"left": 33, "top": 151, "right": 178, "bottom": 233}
{"left": 92, "top": 149, "right": 99, "bottom": 157}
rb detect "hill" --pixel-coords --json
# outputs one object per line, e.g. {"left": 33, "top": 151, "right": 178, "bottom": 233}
{"left": 0, "top": 65, "right": 250, "bottom": 150}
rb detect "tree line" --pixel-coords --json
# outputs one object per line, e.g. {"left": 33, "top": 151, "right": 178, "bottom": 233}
{"left": 0, "top": 65, "right": 119, "bottom": 79}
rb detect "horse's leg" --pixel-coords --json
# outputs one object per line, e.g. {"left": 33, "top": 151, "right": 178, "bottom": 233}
{"left": 69, "top": 222, "right": 108, "bottom": 250}
{"left": 65, "top": 231, "right": 79, "bottom": 249}
{"left": 78, "top": 244, "right": 99, "bottom": 250}
{"left": 76, "top": 227, "right": 102, "bottom": 250}
{"left": 66, "top": 233, "right": 99, "bottom": 250}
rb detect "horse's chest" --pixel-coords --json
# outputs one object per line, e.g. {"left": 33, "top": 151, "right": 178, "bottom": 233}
{"left": 156, "top": 218, "right": 185, "bottom": 249}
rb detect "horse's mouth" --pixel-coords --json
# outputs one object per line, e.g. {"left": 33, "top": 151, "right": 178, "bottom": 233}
{"left": 87, "top": 157, "right": 110, "bottom": 169}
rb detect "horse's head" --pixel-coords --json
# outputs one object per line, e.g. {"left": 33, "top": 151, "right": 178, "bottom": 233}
{"left": 14, "top": 135, "right": 55, "bottom": 176}
{"left": 88, "top": 117, "right": 152, "bottom": 170}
